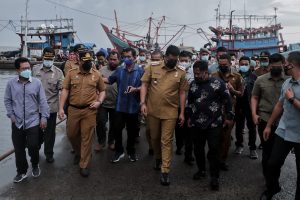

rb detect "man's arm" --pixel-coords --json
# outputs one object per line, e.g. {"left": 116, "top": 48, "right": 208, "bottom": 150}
{"left": 58, "top": 88, "right": 69, "bottom": 120}
{"left": 251, "top": 95, "right": 260, "bottom": 125}
{"left": 38, "top": 82, "right": 50, "bottom": 129}
{"left": 140, "top": 82, "right": 148, "bottom": 116}
{"left": 3, "top": 81, "right": 15, "bottom": 123}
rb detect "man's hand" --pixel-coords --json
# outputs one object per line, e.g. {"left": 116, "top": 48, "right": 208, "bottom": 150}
{"left": 223, "top": 119, "right": 234, "bottom": 128}
{"left": 58, "top": 109, "right": 65, "bottom": 121}
{"left": 252, "top": 114, "right": 260, "bottom": 125}
{"left": 226, "top": 82, "right": 234, "bottom": 93}
{"left": 10, "top": 115, "right": 16, "bottom": 124}
{"left": 141, "top": 104, "right": 147, "bottom": 117}
{"left": 40, "top": 120, "right": 47, "bottom": 130}
{"left": 285, "top": 88, "right": 294, "bottom": 100}
{"left": 90, "top": 101, "right": 101, "bottom": 110}
{"left": 187, "top": 118, "right": 192, "bottom": 128}
{"left": 178, "top": 113, "right": 185, "bottom": 127}
{"left": 263, "top": 126, "right": 271, "bottom": 141}
{"left": 127, "top": 86, "right": 138, "bottom": 94}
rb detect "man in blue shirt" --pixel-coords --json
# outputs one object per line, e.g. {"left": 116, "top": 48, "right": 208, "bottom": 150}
{"left": 4, "top": 57, "right": 49, "bottom": 183}
{"left": 105, "top": 47, "right": 144, "bottom": 163}
{"left": 260, "top": 51, "right": 300, "bottom": 200}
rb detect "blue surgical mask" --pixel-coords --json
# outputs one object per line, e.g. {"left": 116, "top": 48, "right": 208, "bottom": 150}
{"left": 124, "top": 58, "right": 134, "bottom": 66}
{"left": 239, "top": 65, "right": 250, "bottom": 73}
{"left": 20, "top": 69, "right": 31, "bottom": 79}
{"left": 139, "top": 56, "right": 146, "bottom": 62}
{"left": 201, "top": 55, "right": 209, "bottom": 61}
{"left": 43, "top": 60, "right": 53, "bottom": 68}
{"left": 260, "top": 62, "right": 269, "bottom": 68}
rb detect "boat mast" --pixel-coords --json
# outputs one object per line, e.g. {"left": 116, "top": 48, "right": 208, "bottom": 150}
{"left": 229, "top": 10, "right": 235, "bottom": 41}
{"left": 22, "top": 0, "right": 29, "bottom": 57}
{"left": 147, "top": 16, "right": 152, "bottom": 45}
{"left": 114, "top": 10, "right": 121, "bottom": 38}
{"left": 155, "top": 16, "right": 165, "bottom": 44}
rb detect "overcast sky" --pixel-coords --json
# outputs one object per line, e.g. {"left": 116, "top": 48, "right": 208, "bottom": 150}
{"left": 0, "top": 0, "right": 299, "bottom": 51}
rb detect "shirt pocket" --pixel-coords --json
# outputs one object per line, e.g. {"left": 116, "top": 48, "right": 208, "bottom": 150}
{"left": 47, "top": 79, "right": 58, "bottom": 92}
{"left": 70, "top": 79, "right": 80, "bottom": 90}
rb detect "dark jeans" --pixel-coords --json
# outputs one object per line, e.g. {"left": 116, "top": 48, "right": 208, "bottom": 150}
{"left": 12, "top": 124, "right": 40, "bottom": 174}
{"left": 96, "top": 106, "right": 115, "bottom": 146}
{"left": 43, "top": 113, "right": 57, "bottom": 158}
{"left": 235, "top": 102, "right": 257, "bottom": 150}
{"left": 258, "top": 120, "right": 276, "bottom": 178}
{"left": 266, "top": 134, "right": 300, "bottom": 199}
{"left": 114, "top": 112, "right": 139, "bottom": 155}
{"left": 175, "top": 111, "right": 193, "bottom": 158}
{"left": 192, "top": 127, "right": 222, "bottom": 178}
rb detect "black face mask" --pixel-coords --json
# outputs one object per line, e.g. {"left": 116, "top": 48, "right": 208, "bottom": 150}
{"left": 195, "top": 78, "right": 208, "bottom": 83}
{"left": 270, "top": 68, "right": 282, "bottom": 77}
{"left": 219, "top": 65, "right": 229, "bottom": 73}
{"left": 82, "top": 61, "right": 93, "bottom": 71}
{"left": 166, "top": 59, "right": 178, "bottom": 69}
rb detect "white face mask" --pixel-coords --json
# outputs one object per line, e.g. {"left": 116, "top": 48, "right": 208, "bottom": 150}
{"left": 139, "top": 56, "right": 146, "bottom": 62}
{"left": 179, "top": 61, "right": 191, "bottom": 69}
{"left": 43, "top": 60, "right": 54, "bottom": 68}
{"left": 201, "top": 55, "right": 209, "bottom": 61}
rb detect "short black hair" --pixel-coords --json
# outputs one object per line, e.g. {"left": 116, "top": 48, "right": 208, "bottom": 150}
{"left": 43, "top": 47, "right": 55, "bottom": 56}
{"left": 139, "top": 48, "right": 147, "bottom": 54}
{"left": 165, "top": 45, "right": 180, "bottom": 57}
{"left": 15, "top": 57, "right": 30, "bottom": 69}
{"left": 96, "top": 51, "right": 106, "bottom": 57}
{"left": 122, "top": 47, "right": 137, "bottom": 57}
{"left": 179, "top": 50, "right": 192, "bottom": 58}
{"left": 219, "top": 53, "right": 231, "bottom": 62}
{"left": 287, "top": 51, "right": 300, "bottom": 68}
{"left": 260, "top": 51, "right": 271, "bottom": 57}
{"left": 216, "top": 46, "right": 228, "bottom": 53}
{"left": 151, "top": 50, "right": 163, "bottom": 58}
{"left": 193, "top": 60, "right": 208, "bottom": 71}
{"left": 239, "top": 56, "right": 250, "bottom": 63}
{"left": 269, "top": 53, "right": 285, "bottom": 64}
{"left": 108, "top": 51, "right": 121, "bottom": 60}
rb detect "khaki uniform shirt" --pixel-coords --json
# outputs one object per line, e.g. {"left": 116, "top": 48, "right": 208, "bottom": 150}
{"left": 254, "top": 67, "right": 269, "bottom": 77}
{"left": 32, "top": 64, "right": 64, "bottom": 113}
{"left": 64, "top": 60, "right": 80, "bottom": 76}
{"left": 252, "top": 72, "right": 289, "bottom": 122}
{"left": 141, "top": 63, "right": 189, "bottom": 119}
{"left": 62, "top": 68, "right": 106, "bottom": 107}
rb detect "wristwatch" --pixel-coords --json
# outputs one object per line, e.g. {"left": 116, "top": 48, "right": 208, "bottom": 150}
{"left": 140, "top": 102, "right": 145, "bottom": 106}
{"left": 288, "top": 97, "right": 295, "bottom": 104}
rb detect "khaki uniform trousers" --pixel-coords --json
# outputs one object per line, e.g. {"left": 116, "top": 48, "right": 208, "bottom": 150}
{"left": 147, "top": 115, "right": 177, "bottom": 173}
{"left": 67, "top": 106, "right": 97, "bottom": 168}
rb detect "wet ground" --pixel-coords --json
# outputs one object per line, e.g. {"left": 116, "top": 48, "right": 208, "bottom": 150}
{"left": 0, "top": 123, "right": 297, "bottom": 200}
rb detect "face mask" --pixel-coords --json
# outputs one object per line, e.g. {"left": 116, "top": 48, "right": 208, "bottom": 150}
{"left": 166, "top": 59, "right": 178, "bottom": 69}
{"left": 179, "top": 62, "right": 191, "bottom": 69}
{"left": 201, "top": 55, "right": 209, "bottom": 61}
{"left": 124, "top": 58, "right": 134, "bottom": 66}
{"left": 239, "top": 65, "right": 250, "bottom": 73}
{"left": 139, "top": 56, "right": 146, "bottom": 62}
{"left": 260, "top": 62, "right": 269, "bottom": 68}
{"left": 43, "top": 60, "right": 53, "bottom": 68}
{"left": 82, "top": 61, "right": 93, "bottom": 71}
{"left": 20, "top": 69, "right": 31, "bottom": 79}
{"left": 219, "top": 65, "right": 229, "bottom": 73}
{"left": 270, "top": 68, "right": 282, "bottom": 77}
{"left": 195, "top": 77, "right": 208, "bottom": 83}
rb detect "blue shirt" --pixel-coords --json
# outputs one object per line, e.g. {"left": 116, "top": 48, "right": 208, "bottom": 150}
{"left": 4, "top": 76, "right": 50, "bottom": 129}
{"left": 276, "top": 78, "right": 300, "bottom": 143}
{"left": 108, "top": 64, "right": 144, "bottom": 114}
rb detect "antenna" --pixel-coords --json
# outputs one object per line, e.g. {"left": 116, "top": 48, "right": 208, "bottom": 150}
{"left": 274, "top": 7, "right": 278, "bottom": 25}
{"left": 22, "top": 0, "right": 29, "bottom": 57}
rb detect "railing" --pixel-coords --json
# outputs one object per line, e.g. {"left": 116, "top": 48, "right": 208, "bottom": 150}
{"left": 0, "top": 118, "right": 66, "bottom": 162}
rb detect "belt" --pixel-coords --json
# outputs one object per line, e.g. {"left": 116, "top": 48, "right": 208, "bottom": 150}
{"left": 69, "top": 104, "right": 90, "bottom": 109}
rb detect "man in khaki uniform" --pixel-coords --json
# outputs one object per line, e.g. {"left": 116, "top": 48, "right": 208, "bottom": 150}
{"left": 32, "top": 47, "right": 64, "bottom": 163}
{"left": 140, "top": 45, "right": 189, "bottom": 186}
{"left": 211, "top": 53, "right": 243, "bottom": 171}
{"left": 63, "top": 44, "right": 86, "bottom": 76}
{"left": 58, "top": 50, "right": 106, "bottom": 177}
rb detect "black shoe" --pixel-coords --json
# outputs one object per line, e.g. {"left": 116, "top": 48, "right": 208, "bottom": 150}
{"left": 184, "top": 157, "right": 194, "bottom": 166}
{"left": 210, "top": 177, "right": 219, "bottom": 191}
{"left": 148, "top": 149, "right": 154, "bottom": 156}
{"left": 175, "top": 149, "right": 182, "bottom": 155}
{"left": 46, "top": 157, "right": 54, "bottom": 163}
{"left": 160, "top": 173, "right": 170, "bottom": 186}
{"left": 193, "top": 171, "right": 206, "bottom": 180}
{"left": 111, "top": 152, "right": 125, "bottom": 163}
{"left": 219, "top": 162, "right": 229, "bottom": 171}
{"left": 154, "top": 159, "right": 162, "bottom": 171}
{"left": 260, "top": 189, "right": 280, "bottom": 200}
{"left": 13, "top": 173, "right": 27, "bottom": 183}
{"left": 128, "top": 154, "right": 138, "bottom": 162}
{"left": 80, "top": 168, "right": 90, "bottom": 177}
{"left": 32, "top": 165, "right": 41, "bottom": 178}
{"left": 73, "top": 155, "right": 80, "bottom": 165}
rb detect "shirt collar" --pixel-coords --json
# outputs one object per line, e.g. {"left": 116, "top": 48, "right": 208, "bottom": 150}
{"left": 17, "top": 76, "right": 32, "bottom": 83}
{"left": 122, "top": 64, "right": 139, "bottom": 72}
{"left": 267, "top": 72, "right": 285, "bottom": 80}
{"left": 41, "top": 65, "right": 54, "bottom": 72}
{"left": 290, "top": 78, "right": 300, "bottom": 84}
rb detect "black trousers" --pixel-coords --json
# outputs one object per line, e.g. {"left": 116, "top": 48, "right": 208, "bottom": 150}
{"left": 43, "top": 113, "right": 57, "bottom": 158}
{"left": 96, "top": 106, "right": 115, "bottom": 146}
{"left": 257, "top": 120, "right": 276, "bottom": 178}
{"left": 266, "top": 134, "right": 300, "bottom": 199}
{"left": 114, "top": 112, "right": 139, "bottom": 155}
{"left": 235, "top": 102, "right": 257, "bottom": 150}
{"left": 192, "top": 127, "right": 222, "bottom": 178}
{"left": 175, "top": 111, "right": 193, "bottom": 158}
{"left": 12, "top": 124, "right": 40, "bottom": 174}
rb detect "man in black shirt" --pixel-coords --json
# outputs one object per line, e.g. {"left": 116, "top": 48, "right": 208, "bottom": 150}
{"left": 186, "top": 60, "right": 234, "bottom": 191}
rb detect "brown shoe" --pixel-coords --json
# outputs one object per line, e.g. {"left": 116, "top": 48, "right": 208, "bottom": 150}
{"left": 109, "top": 143, "right": 115, "bottom": 150}
{"left": 94, "top": 143, "right": 103, "bottom": 152}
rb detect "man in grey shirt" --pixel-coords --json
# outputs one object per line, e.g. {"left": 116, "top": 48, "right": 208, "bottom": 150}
{"left": 95, "top": 51, "right": 119, "bottom": 151}
{"left": 260, "top": 51, "right": 300, "bottom": 200}
{"left": 4, "top": 57, "right": 49, "bottom": 183}
{"left": 32, "top": 47, "right": 64, "bottom": 163}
